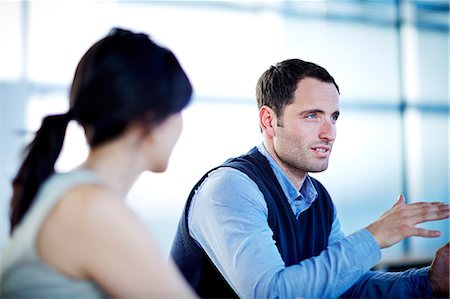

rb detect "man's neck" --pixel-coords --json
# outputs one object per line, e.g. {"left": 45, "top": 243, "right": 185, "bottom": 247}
{"left": 261, "top": 142, "right": 307, "bottom": 190}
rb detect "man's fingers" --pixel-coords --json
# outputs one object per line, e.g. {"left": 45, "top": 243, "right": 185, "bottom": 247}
{"left": 397, "top": 203, "right": 450, "bottom": 221}
{"left": 411, "top": 227, "right": 441, "bottom": 238}
{"left": 416, "top": 205, "right": 450, "bottom": 223}
{"left": 393, "top": 194, "right": 405, "bottom": 207}
{"left": 371, "top": 200, "right": 448, "bottom": 248}
{"left": 403, "top": 202, "right": 449, "bottom": 210}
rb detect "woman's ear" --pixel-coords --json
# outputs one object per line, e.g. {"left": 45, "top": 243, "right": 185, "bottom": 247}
{"left": 259, "top": 105, "right": 277, "bottom": 138}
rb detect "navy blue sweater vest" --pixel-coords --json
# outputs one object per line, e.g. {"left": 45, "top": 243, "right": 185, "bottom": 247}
{"left": 171, "top": 147, "right": 334, "bottom": 298}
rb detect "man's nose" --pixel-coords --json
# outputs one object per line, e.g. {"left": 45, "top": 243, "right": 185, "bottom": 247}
{"left": 319, "top": 120, "right": 336, "bottom": 142}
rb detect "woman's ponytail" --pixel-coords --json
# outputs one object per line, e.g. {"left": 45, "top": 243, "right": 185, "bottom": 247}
{"left": 10, "top": 113, "right": 71, "bottom": 232}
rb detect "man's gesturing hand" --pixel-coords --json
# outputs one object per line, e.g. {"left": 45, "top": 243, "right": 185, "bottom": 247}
{"left": 366, "top": 195, "right": 450, "bottom": 249}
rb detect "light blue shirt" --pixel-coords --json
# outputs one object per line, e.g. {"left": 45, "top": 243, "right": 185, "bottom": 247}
{"left": 188, "top": 144, "right": 433, "bottom": 298}
{"left": 263, "top": 143, "right": 319, "bottom": 219}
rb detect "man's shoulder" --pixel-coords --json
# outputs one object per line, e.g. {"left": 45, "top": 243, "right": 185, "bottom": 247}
{"left": 200, "top": 166, "right": 259, "bottom": 193}
{"left": 190, "top": 165, "right": 266, "bottom": 210}
{"left": 189, "top": 147, "right": 268, "bottom": 207}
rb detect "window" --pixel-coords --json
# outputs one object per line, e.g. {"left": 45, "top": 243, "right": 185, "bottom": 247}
{"left": 1, "top": 1, "right": 448, "bottom": 262}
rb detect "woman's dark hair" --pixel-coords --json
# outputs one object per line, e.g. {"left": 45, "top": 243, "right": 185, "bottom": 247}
{"left": 9, "top": 28, "right": 192, "bottom": 232}
{"left": 256, "top": 58, "right": 339, "bottom": 120}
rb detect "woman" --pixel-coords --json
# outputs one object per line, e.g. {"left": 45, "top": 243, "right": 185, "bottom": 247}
{"left": 1, "top": 28, "right": 197, "bottom": 298}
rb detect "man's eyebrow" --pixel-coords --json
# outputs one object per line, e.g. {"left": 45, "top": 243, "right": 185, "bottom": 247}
{"left": 300, "top": 109, "right": 340, "bottom": 116}
{"left": 300, "top": 109, "right": 325, "bottom": 115}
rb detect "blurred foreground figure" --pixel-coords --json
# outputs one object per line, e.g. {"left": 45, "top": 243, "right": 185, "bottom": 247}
{"left": 1, "top": 27, "right": 197, "bottom": 299}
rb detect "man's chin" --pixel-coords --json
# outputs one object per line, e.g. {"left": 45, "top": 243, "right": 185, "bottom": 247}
{"left": 308, "top": 164, "right": 329, "bottom": 173}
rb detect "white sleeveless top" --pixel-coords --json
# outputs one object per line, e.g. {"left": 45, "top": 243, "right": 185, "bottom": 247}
{"left": 1, "top": 169, "right": 107, "bottom": 299}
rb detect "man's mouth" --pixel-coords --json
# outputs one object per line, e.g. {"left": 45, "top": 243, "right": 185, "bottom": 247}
{"left": 311, "top": 146, "right": 331, "bottom": 157}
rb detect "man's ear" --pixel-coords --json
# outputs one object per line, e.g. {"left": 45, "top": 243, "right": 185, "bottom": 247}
{"left": 259, "top": 105, "right": 277, "bottom": 138}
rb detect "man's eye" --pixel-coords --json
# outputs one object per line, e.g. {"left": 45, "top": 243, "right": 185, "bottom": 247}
{"left": 306, "top": 114, "right": 316, "bottom": 119}
{"left": 331, "top": 114, "right": 339, "bottom": 121}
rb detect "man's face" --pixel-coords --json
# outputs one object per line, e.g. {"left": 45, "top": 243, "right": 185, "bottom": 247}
{"left": 272, "top": 77, "right": 340, "bottom": 177}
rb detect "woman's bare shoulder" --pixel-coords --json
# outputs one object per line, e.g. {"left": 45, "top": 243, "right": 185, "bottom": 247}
{"left": 36, "top": 183, "right": 136, "bottom": 278}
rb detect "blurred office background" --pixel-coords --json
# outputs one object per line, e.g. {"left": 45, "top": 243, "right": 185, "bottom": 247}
{"left": 1, "top": 0, "right": 449, "bottom": 268}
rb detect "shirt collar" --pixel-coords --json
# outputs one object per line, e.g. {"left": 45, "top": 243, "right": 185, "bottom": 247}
{"left": 257, "top": 143, "right": 318, "bottom": 206}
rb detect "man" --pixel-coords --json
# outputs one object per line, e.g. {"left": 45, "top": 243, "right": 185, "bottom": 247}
{"left": 171, "top": 59, "right": 450, "bottom": 298}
